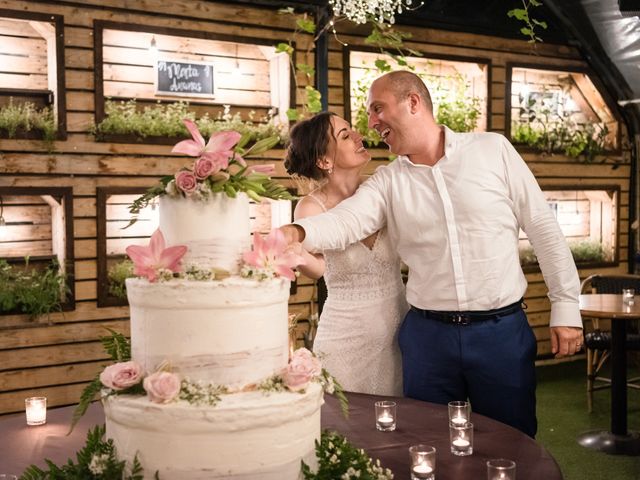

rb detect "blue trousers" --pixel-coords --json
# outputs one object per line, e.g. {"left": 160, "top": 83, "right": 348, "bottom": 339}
{"left": 398, "top": 307, "right": 538, "bottom": 438}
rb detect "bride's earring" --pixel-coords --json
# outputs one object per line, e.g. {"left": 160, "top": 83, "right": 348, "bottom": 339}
{"left": 327, "top": 166, "right": 333, "bottom": 174}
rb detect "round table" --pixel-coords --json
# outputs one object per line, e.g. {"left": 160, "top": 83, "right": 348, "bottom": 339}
{"left": 578, "top": 293, "right": 640, "bottom": 455}
{"left": 0, "top": 393, "right": 562, "bottom": 479}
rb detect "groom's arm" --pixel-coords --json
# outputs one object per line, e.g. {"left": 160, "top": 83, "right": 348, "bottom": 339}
{"left": 281, "top": 170, "right": 389, "bottom": 252}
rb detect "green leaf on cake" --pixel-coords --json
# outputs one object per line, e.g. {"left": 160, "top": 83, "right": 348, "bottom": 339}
{"left": 68, "top": 375, "right": 103, "bottom": 434}
{"left": 101, "top": 327, "right": 132, "bottom": 362}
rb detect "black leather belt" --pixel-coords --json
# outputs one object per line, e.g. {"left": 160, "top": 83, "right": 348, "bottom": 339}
{"left": 410, "top": 299, "right": 524, "bottom": 326}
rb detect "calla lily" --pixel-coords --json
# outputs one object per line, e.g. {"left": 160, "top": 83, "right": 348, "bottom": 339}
{"left": 243, "top": 229, "right": 305, "bottom": 281}
{"left": 126, "top": 229, "right": 188, "bottom": 282}
{"left": 172, "top": 119, "right": 241, "bottom": 168}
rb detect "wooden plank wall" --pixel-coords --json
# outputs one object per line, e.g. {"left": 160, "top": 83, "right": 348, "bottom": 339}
{"left": 102, "top": 29, "right": 274, "bottom": 107}
{"left": 0, "top": 18, "right": 47, "bottom": 90}
{"left": 0, "top": 0, "right": 632, "bottom": 414}
{"left": 0, "top": 0, "right": 313, "bottom": 415}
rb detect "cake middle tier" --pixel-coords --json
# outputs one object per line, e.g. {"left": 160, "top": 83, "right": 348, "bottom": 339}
{"left": 126, "top": 277, "right": 290, "bottom": 388}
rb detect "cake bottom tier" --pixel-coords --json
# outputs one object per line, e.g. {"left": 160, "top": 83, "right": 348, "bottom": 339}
{"left": 103, "top": 384, "right": 324, "bottom": 479}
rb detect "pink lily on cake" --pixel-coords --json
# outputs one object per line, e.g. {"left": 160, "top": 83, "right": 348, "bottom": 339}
{"left": 172, "top": 118, "right": 246, "bottom": 167}
{"left": 127, "top": 118, "right": 293, "bottom": 227}
{"left": 126, "top": 229, "right": 188, "bottom": 282}
{"left": 242, "top": 229, "right": 305, "bottom": 281}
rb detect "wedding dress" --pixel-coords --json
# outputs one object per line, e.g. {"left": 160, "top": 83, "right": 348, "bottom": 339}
{"left": 308, "top": 194, "right": 409, "bottom": 396}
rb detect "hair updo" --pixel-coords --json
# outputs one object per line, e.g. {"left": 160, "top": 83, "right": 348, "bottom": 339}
{"left": 284, "top": 112, "right": 336, "bottom": 181}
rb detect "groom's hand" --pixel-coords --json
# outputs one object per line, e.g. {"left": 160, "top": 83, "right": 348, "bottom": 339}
{"left": 279, "top": 224, "right": 306, "bottom": 245}
{"left": 550, "top": 326, "right": 583, "bottom": 358}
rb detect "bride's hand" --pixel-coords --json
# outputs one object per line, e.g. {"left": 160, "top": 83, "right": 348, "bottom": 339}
{"left": 285, "top": 242, "right": 305, "bottom": 257}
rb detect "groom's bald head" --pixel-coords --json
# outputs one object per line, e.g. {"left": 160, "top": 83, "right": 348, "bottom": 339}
{"left": 374, "top": 71, "right": 433, "bottom": 114}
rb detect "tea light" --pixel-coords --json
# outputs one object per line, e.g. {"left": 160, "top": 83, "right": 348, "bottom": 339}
{"left": 25, "top": 396, "right": 47, "bottom": 426}
{"left": 411, "top": 463, "right": 434, "bottom": 479}
{"left": 487, "top": 458, "right": 516, "bottom": 480}
{"left": 409, "top": 445, "right": 436, "bottom": 480}
{"left": 450, "top": 421, "right": 473, "bottom": 456}
{"left": 448, "top": 400, "right": 470, "bottom": 426}
{"left": 374, "top": 401, "right": 396, "bottom": 431}
{"left": 623, "top": 288, "right": 635, "bottom": 306}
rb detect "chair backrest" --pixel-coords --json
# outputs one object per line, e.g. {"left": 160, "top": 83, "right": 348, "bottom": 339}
{"left": 580, "top": 274, "right": 640, "bottom": 294}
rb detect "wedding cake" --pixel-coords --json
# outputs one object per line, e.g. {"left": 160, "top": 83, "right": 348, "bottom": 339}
{"left": 101, "top": 192, "right": 324, "bottom": 479}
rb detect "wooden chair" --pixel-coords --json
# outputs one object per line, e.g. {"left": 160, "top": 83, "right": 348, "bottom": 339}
{"left": 581, "top": 274, "right": 640, "bottom": 412}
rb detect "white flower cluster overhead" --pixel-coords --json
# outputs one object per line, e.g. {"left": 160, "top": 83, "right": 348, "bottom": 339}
{"left": 328, "top": 0, "right": 418, "bottom": 24}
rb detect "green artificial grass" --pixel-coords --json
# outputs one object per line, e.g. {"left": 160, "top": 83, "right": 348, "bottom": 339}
{"left": 536, "top": 359, "right": 640, "bottom": 479}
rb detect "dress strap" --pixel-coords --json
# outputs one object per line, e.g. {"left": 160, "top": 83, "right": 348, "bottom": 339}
{"left": 307, "top": 192, "right": 328, "bottom": 212}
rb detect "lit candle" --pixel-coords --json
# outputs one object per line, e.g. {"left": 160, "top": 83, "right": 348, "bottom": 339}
{"left": 452, "top": 438, "right": 470, "bottom": 448}
{"left": 411, "top": 463, "right": 434, "bottom": 479}
{"left": 378, "top": 414, "right": 393, "bottom": 425}
{"left": 25, "top": 396, "right": 47, "bottom": 426}
{"left": 451, "top": 414, "right": 467, "bottom": 426}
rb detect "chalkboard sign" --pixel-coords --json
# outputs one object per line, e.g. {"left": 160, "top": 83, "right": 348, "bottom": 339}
{"left": 155, "top": 59, "right": 215, "bottom": 98}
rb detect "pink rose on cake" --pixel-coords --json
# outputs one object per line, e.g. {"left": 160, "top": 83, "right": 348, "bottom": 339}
{"left": 143, "top": 371, "right": 181, "bottom": 404}
{"left": 175, "top": 170, "right": 198, "bottom": 195}
{"left": 100, "top": 361, "right": 143, "bottom": 391}
{"left": 282, "top": 348, "right": 322, "bottom": 392}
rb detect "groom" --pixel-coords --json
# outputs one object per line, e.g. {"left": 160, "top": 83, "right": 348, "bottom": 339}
{"left": 281, "top": 71, "right": 582, "bottom": 437}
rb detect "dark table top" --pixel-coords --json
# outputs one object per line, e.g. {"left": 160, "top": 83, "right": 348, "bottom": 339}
{"left": 0, "top": 393, "right": 562, "bottom": 479}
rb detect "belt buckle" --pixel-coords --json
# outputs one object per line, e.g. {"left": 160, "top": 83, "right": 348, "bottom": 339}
{"left": 452, "top": 313, "right": 470, "bottom": 326}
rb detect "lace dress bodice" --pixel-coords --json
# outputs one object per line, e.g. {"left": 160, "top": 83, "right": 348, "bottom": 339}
{"left": 308, "top": 193, "right": 408, "bottom": 396}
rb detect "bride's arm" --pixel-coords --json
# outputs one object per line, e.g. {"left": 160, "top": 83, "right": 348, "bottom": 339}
{"left": 289, "top": 197, "right": 326, "bottom": 280}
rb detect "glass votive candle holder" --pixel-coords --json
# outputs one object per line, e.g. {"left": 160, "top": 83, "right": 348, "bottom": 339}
{"left": 25, "top": 396, "right": 47, "bottom": 426}
{"left": 448, "top": 400, "right": 470, "bottom": 426}
{"left": 487, "top": 458, "right": 516, "bottom": 480}
{"left": 450, "top": 421, "right": 473, "bottom": 456}
{"left": 622, "top": 288, "right": 635, "bottom": 306}
{"left": 375, "top": 400, "right": 397, "bottom": 431}
{"left": 409, "top": 444, "right": 436, "bottom": 480}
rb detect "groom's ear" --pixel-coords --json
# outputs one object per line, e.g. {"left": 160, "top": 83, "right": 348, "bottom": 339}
{"left": 408, "top": 92, "right": 420, "bottom": 114}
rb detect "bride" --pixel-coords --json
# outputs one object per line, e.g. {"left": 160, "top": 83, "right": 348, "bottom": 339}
{"left": 284, "top": 112, "right": 409, "bottom": 396}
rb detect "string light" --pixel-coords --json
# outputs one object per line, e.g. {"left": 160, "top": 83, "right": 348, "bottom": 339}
{"left": 328, "top": 0, "right": 423, "bottom": 25}
{"left": 149, "top": 35, "right": 157, "bottom": 54}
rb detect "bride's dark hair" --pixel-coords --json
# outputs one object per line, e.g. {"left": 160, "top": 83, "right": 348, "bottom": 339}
{"left": 284, "top": 112, "right": 336, "bottom": 181}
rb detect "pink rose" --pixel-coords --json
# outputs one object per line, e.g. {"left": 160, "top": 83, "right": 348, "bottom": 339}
{"left": 193, "top": 157, "right": 222, "bottom": 179}
{"left": 175, "top": 170, "right": 197, "bottom": 195}
{"left": 100, "top": 361, "right": 143, "bottom": 391}
{"left": 143, "top": 371, "right": 181, "bottom": 404}
{"left": 282, "top": 348, "right": 322, "bottom": 392}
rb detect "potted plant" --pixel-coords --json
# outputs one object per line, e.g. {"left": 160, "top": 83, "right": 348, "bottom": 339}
{"left": 0, "top": 258, "right": 69, "bottom": 320}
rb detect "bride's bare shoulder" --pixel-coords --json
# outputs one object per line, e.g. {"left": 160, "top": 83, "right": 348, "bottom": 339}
{"left": 293, "top": 194, "right": 326, "bottom": 220}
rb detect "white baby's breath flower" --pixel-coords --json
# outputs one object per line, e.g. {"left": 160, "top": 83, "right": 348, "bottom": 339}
{"left": 165, "top": 179, "right": 178, "bottom": 196}
{"left": 88, "top": 453, "right": 110, "bottom": 475}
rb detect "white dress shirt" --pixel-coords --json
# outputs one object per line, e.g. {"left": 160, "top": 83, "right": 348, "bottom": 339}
{"left": 295, "top": 127, "right": 582, "bottom": 328}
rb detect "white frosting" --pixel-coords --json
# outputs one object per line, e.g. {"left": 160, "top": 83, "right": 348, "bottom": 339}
{"left": 159, "top": 193, "right": 251, "bottom": 274}
{"left": 126, "top": 277, "right": 290, "bottom": 388}
{"left": 112, "top": 194, "right": 322, "bottom": 479}
{"left": 104, "top": 384, "right": 323, "bottom": 479}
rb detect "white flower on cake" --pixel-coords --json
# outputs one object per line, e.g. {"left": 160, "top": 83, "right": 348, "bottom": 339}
{"left": 242, "top": 229, "right": 305, "bottom": 281}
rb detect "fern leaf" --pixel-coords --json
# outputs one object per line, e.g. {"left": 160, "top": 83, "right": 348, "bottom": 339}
{"left": 68, "top": 375, "right": 102, "bottom": 434}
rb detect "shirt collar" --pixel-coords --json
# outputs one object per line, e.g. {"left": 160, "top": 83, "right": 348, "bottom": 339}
{"left": 396, "top": 125, "right": 459, "bottom": 167}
